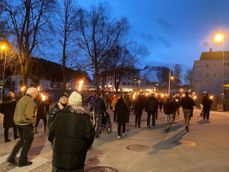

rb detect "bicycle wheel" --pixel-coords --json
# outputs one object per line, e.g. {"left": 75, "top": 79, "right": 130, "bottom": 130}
{"left": 107, "top": 122, "right": 112, "bottom": 133}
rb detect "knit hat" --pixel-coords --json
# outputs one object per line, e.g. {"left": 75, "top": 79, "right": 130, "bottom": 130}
{"left": 26, "top": 87, "right": 38, "bottom": 96}
{"left": 68, "top": 91, "right": 82, "bottom": 106}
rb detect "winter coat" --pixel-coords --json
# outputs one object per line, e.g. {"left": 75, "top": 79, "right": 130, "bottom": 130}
{"left": 93, "top": 97, "right": 106, "bottom": 115}
{"left": 0, "top": 97, "right": 17, "bottom": 128}
{"left": 133, "top": 96, "right": 145, "bottom": 113}
{"left": 115, "top": 98, "right": 129, "bottom": 123}
{"left": 163, "top": 99, "right": 174, "bottom": 115}
{"left": 47, "top": 103, "right": 64, "bottom": 128}
{"left": 14, "top": 94, "right": 36, "bottom": 125}
{"left": 145, "top": 96, "right": 158, "bottom": 112}
{"left": 36, "top": 99, "right": 47, "bottom": 119}
{"left": 181, "top": 96, "right": 195, "bottom": 110}
{"left": 202, "top": 97, "right": 212, "bottom": 111}
{"left": 48, "top": 105, "right": 95, "bottom": 171}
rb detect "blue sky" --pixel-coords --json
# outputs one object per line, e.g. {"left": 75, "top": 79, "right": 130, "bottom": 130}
{"left": 77, "top": 0, "right": 229, "bottom": 69}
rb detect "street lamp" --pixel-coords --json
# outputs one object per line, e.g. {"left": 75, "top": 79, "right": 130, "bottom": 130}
{"left": 214, "top": 33, "right": 225, "bottom": 108}
{"left": 0, "top": 41, "right": 9, "bottom": 101}
{"left": 168, "top": 69, "right": 174, "bottom": 95}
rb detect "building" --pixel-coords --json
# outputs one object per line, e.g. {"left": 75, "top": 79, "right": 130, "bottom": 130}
{"left": 1, "top": 57, "right": 89, "bottom": 93}
{"left": 103, "top": 68, "right": 157, "bottom": 93}
{"left": 192, "top": 50, "right": 229, "bottom": 96}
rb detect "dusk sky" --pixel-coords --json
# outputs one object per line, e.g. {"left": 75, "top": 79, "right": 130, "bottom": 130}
{"left": 77, "top": 0, "right": 229, "bottom": 69}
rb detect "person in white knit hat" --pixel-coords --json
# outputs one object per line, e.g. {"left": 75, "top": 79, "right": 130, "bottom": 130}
{"left": 49, "top": 91, "right": 94, "bottom": 171}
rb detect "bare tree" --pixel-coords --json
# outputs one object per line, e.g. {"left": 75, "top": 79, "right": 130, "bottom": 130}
{"left": 173, "top": 64, "right": 182, "bottom": 87}
{"left": 102, "top": 46, "right": 137, "bottom": 92}
{"left": 77, "top": 4, "right": 128, "bottom": 90}
{"left": 0, "top": 0, "right": 55, "bottom": 85}
{"left": 51, "top": 0, "right": 80, "bottom": 90}
{"left": 184, "top": 69, "right": 192, "bottom": 86}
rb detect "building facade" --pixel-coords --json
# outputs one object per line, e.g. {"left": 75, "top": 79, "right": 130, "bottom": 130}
{"left": 192, "top": 50, "right": 229, "bottom": 96}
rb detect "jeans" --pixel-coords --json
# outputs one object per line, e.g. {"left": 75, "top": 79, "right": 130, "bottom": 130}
{"left": 8, "top": 124, "right": 34, "bottom": 164}
{"left": 147, "top": 111, "right": 156, "bottom": 126}
{"left": 117, "top": 122, "right": 126, "bottom": 136}
{"left": 183, "top": 109, "right": 192, "bottom": 127}
{"left": 135, "top": 111, "right": 142, "bottom": 127}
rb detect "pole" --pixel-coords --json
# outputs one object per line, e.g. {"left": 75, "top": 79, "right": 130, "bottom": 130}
{"left": 222, "top": 40, "right": 225, "bottom": 110}
{"left": 168, "top": 69, "right": 171, "bottom": 95}
{"left": 1, "top": 52, "right": 6, "bottom": 101}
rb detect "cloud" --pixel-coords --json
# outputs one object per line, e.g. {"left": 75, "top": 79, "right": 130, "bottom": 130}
{"left": 140, "top": 32, "right": 154, "bottom": 42}
{"left": 129, "top": 41, "right": 151, "bottom": 57}
{"left": 157, "top": 36, "right": 171, "bottom": 47}
{"left": 156, "top": 18, "right": 173, "bottom": 32}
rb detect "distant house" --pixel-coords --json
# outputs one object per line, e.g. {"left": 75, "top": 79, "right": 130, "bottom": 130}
{"left": 192, "top": 50, "right": 229, "bottom": 96}
{"left": 3, "top": 57, "right": 90, "bottom": 92}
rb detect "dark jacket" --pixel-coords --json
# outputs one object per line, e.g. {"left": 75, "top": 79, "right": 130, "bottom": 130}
{"left": 93, "top": 97, "right": 106, "bottom": 115}
{"left": 133, "top": 96, "right": 145, "bottom": 113}
{"left": 36, "top": 98, "right": 47, "bottom": 119}
{"left": 115, "top": 98, "right": 129, "bottom": 123}
{"left": 48, "top": 106, "right": 94, "bottom": 171}
{"left": 163, "top": 99, "right": 174, "bottom": 115}
{"left": 0, "top": 97, "right": 17, "bottom": 128}
{"left": 181, "top": 96, "right": 195, "bottom": 110}
{"left": 202, "top": 97, "right": 212, "bottom": 111}
{"left": 145, "top": 96, "right": 158, "bottom": 112}
{"left": 47, "top": 103, "right": 64, "bottom": 128}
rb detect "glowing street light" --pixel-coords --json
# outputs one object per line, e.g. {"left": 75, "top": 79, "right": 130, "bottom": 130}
{"left": 0, "top": 41, "right": 9, "bottom": 101}
{"left": 214, "top": 33, "right": 224, "bottom": 43}
{"left": 168, "top": 69, "right": 174, "bottom": 95}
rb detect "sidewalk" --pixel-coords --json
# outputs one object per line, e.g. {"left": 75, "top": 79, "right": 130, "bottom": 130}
{"left": 0, "top": 109, "right": 229, "bottom": 172}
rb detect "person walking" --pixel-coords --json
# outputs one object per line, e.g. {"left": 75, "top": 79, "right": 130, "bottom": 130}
{"left": 48, "top": 91, "right": 94, "bottom": 172}
{"left": 115, "top": 97, "right": 129, "bottom": 139}
{"left": 34, "top": 93, "right": 47, "bottom": 133}
{"left": 47, "top": 95, "right": 68, "bottom": 129}
{"left": 133, "top": 95, "right": 145, "bottom": 128}
{"left": 7, "top": 87, "right": 38, "bottom": 167}
{"left": 0, "top": 91, "right": 18, "bottom": 142}
{"left": 163, "top": 97, "right": 174, "bottom": 124}
{"left": 145, "top": 94, "right": 158, "bottom": 127}
{"left": 93, "top": 93, "right": 106, "bottom": 138}
{"left": 181, "top": 91, "right": 195, "bottom": 132}
{"left": 202, "top": 93, "right": 213, "bottom": 120}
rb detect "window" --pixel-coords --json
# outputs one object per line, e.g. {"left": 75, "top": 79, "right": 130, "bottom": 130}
{"left": 206, "top": 64, "right": 209, "bottom": 67}
{"left": 123, "top": 82, "right": 126, "bottom": 85}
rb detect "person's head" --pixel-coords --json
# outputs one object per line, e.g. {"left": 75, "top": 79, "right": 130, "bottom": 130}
{"left": 68, "top": 91, "right": 82, "bottom": 107}
{"left": 185, "top": 91, "right": 189, "bottom": 97}
{"left": 59, "top": 95, "right": 68, "bottom": 107}
{"left": 8, "top": 91, "right": 15, "bottom": 99}
{"left": 26, "top": 87, "right": 39, "bottom": 100}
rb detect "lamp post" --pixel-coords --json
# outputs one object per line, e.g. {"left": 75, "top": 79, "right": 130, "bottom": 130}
{"left": 214, "top": 33, "right": 225, "bottom": 108}
{"left": 168, "top": 69, "right": 174, "bottom": 96}
{"left": 0, "top": 41, "right": 9, "bottom": 101}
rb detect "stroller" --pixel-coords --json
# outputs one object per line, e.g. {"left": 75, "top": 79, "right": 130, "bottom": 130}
{"left": 99, "top": 111, "right": 112, "bottom": 133}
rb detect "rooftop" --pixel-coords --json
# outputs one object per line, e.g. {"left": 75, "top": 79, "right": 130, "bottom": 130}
{"left": 200, "top": 51, "right": 229, "bottom": 60}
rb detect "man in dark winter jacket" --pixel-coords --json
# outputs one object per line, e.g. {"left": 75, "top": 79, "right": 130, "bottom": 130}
{"left": 181, "top": 92, "right": 195, "bottom": 132}
{"left": 115, "top": 97, "right": 129, "bottom": 139}
{"left": 133, "top": 94, "right": 145, "bottom": 128}
{"left": 202, "top": 93, "right": 213, "bottom": 120}
{"left": 48, "top": 91, "right": 94, "bottom": 172}
{"left": 0, "top": 91, "right": 18, "bottom": 142}
{"left": 145, "top": 94, "right": 158, "bottom": 127}
{"left": 93, "top": 93, "right": 106, "bottom": 137}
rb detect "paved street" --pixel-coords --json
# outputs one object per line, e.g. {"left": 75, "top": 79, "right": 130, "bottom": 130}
{"left": 0, "top": 109, "right": 229, "bottom": 172}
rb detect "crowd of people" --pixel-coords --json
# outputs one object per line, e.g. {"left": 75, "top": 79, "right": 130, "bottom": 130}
{"left": 0, "top": 87, "right": 213, "bottom": 171}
